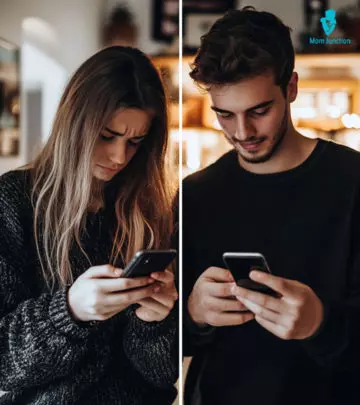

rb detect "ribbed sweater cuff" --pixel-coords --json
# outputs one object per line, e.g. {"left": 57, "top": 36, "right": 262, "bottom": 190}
{"left": 49, "top": 288, "right": 94, "bottom": 340}
{"left": 126, "top": 305, "right": 177, "bottom": 339}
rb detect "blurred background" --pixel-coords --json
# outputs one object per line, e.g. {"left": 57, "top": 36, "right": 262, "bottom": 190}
{"left": 0, "top": 0, "right": 180, "bottom": 176}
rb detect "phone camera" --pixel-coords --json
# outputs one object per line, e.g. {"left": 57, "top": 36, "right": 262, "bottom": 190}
{"left": 144, "top": 259, "right": 150, "bottom": 264}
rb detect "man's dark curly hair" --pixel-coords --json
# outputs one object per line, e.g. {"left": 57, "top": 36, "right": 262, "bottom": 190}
{"left": 190, "top": 7, "right": 295, "bottom": 96}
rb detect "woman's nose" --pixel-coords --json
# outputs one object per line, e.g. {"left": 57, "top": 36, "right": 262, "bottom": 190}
{"left": 109, "top": 142, "right": 127, "bottom": 165}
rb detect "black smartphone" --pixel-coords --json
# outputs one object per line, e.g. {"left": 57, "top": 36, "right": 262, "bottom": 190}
{"left": 123, "top": 249, "right": 177, "bottom": 278}
{"left": 223, "top": 252, "right": 278, "bottom": 296}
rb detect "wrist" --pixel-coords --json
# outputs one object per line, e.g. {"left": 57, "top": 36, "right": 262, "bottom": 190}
{"left": 67, "top": 286, "right": 82, "bottom": 322}
{"left": 188, "top": 296, "right": 207, "bottom": 327}
{"left": 307, "top": 298, "right": 325, "bottom": 339}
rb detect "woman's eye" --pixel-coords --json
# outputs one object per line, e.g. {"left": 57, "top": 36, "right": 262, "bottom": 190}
{"left": 128, "top": 139, "right": 143, "bottom": 147}
{"left": 100, "top": 134, "right": 114, "bottom": 141}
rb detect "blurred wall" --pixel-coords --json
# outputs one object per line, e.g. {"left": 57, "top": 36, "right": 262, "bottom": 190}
{"left": 0, "top": 0, "right": 104, "bottom": 174}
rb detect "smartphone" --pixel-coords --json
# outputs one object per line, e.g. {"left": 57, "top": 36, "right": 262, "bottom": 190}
{"left": 123, "top": 249, "right": 177, "bottom": 278}
{"left": 223, "top": 252, "right": 278, "bottom": 296}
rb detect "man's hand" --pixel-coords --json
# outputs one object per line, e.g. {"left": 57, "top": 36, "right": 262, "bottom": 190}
{"left": 233, "top": 270, "right": 324, "bottom": 340}
{"left": 188, "top": 266, "right": 255, "bottom": 327}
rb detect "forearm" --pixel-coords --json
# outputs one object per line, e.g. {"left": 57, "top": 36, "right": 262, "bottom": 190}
{"left": 0, "top": 288, "right": 95, "bottom": 391}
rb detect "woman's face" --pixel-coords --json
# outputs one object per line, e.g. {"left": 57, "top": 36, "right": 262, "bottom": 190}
{"left": 92, "top": 108, "right": 152, "bottom": 181}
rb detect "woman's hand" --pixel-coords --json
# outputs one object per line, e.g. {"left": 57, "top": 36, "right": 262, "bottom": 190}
{"left": 68, "top": 265, "right": 159, "bottom": 322}
{"left": 136, "top": 270, "right": 178, "bottom": 322}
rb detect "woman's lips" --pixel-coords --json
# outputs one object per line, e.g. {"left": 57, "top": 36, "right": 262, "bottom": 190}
{"left": 97, "top": 165, "right": 118, "bottom": 173}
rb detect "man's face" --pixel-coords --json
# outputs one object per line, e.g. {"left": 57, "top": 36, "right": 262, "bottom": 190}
{"left": 209, "top": 72, "right": 297, "bottom": 164}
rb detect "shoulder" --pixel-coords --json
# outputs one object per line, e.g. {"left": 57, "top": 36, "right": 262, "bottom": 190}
{"left": 326, "top": 140, "right": 360, "bottom": 164}
{"left": 183, "top": 150, "right": 236, "bottom": 198}
{"left": 0, "top": 169, "right": 35, "bottom": 263}
{"left": 323, "top": 140, "right": 360, "bottom": 181}
{"left": 0, "top": 168, "right": 33, "bottom": 212}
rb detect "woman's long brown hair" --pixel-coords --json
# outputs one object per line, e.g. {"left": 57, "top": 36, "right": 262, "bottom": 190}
{"left": 29, "top": 46, "right": 174, "bottom": 290}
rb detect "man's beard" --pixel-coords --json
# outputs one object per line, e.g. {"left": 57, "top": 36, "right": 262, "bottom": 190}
{"left": 237, "top": 105, "right": 289, "bottom": 164}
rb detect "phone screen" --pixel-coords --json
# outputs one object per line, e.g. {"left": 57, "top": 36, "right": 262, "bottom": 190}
{"left": 223, "top": 253, "right": 278, "bottom": 296}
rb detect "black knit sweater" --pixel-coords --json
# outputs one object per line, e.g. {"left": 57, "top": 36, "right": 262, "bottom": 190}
{"left": 183, "top": 140, "right": 360, "bottom": 405}
{"left": 0, "top": 169, "right": 178, "bottom": 405}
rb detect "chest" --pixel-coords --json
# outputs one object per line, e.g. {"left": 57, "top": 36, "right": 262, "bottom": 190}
{"left": 186, "top": 180, "right": 356, "bottom": 300}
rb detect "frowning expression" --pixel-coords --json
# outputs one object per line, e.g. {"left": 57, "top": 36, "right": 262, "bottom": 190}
{"left": 92, "top": 108, "right": 153, "bottom": 181}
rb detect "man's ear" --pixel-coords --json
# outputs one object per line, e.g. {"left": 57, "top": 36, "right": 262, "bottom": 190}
{"left": 287, "top": 72, "right": 298, "bottom": 103}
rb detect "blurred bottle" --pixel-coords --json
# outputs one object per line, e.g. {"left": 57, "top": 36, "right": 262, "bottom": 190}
{"left": 102, "top": 6, "right": 138, "bottom": 48}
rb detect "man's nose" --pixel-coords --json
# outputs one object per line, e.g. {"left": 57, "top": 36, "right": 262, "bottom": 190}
{"left": 235, "top": 117, "right": 255, "bottom": 141}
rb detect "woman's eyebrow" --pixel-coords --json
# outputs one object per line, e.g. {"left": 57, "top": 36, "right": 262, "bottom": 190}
{"left": 104, "top": 127, "right": 147, "bottom": 138}
{"left": 104, "top": 127, "right": 124, "bottom": 136}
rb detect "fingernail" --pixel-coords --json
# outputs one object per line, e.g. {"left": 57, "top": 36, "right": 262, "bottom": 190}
{"left": 148, "top": 278, "right": 155, "bottom": 284}
{"left": 115, "top": 268, "right": 123, "bottom": 276}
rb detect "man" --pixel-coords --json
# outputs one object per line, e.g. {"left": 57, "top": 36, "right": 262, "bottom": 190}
{"left": 183, "top": 7, "right": 360, "bottom": 405}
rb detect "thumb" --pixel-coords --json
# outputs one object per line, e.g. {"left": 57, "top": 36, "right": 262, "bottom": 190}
{"left": 82, "top": 265, "right": 123, "bottom": 279}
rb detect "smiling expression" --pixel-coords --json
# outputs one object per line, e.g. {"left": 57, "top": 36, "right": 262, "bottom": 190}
{"left": 209, "top": 72, "right": 297, "bottom": 164}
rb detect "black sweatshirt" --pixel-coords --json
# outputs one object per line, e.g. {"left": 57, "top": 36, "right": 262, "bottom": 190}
{"left": 0, "top": 169, "right": 178, "bottom": 405}
{"left": 183, "top": 139, "right": 360, "bottom": 405}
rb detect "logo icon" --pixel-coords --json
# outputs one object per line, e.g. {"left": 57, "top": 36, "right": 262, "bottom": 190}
{"left": 320, "top": 9, "right": 336, "bottom": 36}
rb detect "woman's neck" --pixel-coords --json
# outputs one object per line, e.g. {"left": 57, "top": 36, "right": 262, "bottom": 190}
{"left": 88, "top": 178, "right": 105, "bottom": 213}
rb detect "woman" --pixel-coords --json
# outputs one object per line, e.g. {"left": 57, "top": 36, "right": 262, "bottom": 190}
{"left": 0, "top": 46, "right": 178, "bottom": 404}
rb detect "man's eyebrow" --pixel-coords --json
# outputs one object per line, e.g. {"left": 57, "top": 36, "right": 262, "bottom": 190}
{"left": 104, "top": 127, "right": 147, "bottom": 138}
{"left": 211, "top": 99, "right": 274, "bottom": 114}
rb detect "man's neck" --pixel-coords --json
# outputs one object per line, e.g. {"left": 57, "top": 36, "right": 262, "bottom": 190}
{"left": 238, "top": 129, "right": 319, "bottom": 175}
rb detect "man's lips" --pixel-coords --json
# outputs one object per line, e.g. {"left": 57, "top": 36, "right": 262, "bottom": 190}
{"left": 239, "top": 138, "right": 266, "bottom": 151}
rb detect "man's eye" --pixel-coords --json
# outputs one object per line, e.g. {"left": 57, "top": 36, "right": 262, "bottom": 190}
{"left": 216, "top": 111, "right": 232, "bottom": 119}
{"left": 251, "top": 108, "right": 270, "bottom": 117}
{"left": 100, "top": 134, "right": 114, "bottom": 141}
